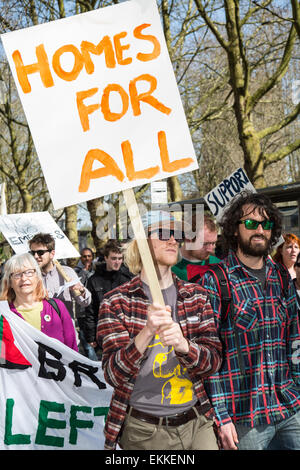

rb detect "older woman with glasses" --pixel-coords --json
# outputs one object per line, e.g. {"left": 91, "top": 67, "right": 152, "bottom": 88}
{"left": 273, "top": 233, "right": 300, "bottom": 280}
{"left": 0, "top": 252, "right": 78, "bottom": 351}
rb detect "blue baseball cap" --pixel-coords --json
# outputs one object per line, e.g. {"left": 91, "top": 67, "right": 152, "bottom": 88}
{"left": 141, "top": 210, "right": 183, "bottom": 233}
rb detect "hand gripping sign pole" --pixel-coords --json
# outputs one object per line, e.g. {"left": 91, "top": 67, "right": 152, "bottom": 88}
{"left": 122, "top": 187, "right": 165, "bottom": 306}
{"left": 53, "top": 259, "right": 82, "bottom": 298}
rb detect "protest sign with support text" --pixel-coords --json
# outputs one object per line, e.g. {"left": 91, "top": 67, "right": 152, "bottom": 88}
{"left": 204, "top": 167, "right": 256, "bottom": 222}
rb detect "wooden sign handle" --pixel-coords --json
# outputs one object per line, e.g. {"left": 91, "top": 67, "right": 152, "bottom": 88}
{"left": 122, "top": 188, "right": 165, "bottom": 306}
{"left": 54, "top": 259, "right": 82, "bottom": 297}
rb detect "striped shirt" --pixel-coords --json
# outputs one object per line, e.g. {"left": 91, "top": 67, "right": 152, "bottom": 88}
{"left": 97, "top": 274, "right": 222, "bottom": 450}
{"left": 201, "top": 250, "right": 300, "bottom": 428}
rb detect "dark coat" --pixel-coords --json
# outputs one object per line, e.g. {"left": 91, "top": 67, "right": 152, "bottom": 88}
{"left": 83, "top": 262, "right": 133, "bottom": 343}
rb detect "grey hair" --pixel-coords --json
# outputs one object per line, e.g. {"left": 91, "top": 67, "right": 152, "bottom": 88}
{"left": 0, "top": 252, "right": 47, "bottom": 302}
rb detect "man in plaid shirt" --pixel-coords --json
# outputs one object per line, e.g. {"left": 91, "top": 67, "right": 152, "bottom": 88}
{"left": 201, "top": 191, "right": 300, "bottom": 450}
{"left": 97, "top": 210, "right": 222, "bottom": 450}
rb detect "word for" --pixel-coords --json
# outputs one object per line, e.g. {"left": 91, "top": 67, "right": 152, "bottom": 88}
{"left": 79, "top": 130, "right": 193, "bottom": 192}
{"left": 8, "top": 230, "right": 64, "bottom": 246}
{"left": 4, "top": 398, "right": 108, "bottom": 447}
{"left": 77, "top": 73, "right": 171, "bottom": 129}
{"left": 37, "top": 342, "right": 106, "bottom": 390}
{"left": 205, "top": 168, "right": 251, "bottom": 217}
{"left": 12, "top": 24, "right": 160, "bottom": 94}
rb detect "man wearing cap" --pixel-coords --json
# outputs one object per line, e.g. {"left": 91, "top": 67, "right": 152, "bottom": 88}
{"left": 97, "top": 210, "right": 222, "bottom": 450}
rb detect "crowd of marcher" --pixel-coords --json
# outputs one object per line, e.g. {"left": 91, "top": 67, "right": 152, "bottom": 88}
{"left": 1, "top": 190, "right": 300, "bottom": 451}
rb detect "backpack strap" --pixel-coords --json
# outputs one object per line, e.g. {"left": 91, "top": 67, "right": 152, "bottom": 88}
{"left": 206, "top": 264, "right": 232, "bottom": 323}
{"left": 189, "top": 274, "right": 201, "bottom": 283}
{"left": 275, "top": 262, "right": 290, "bottom": 299}
{"left": 206, "top": 263, "right": 245, "bottom": 375}
{"left": 46, "top": 298, "right": 61, "bottom": 318}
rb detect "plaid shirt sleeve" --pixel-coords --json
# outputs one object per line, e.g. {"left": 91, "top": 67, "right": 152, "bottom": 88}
{"left": 201, "top": 271, "right": 233, "bottom": 426}
{"left": 97, "top": 295, "right": 145, "bottom": 389}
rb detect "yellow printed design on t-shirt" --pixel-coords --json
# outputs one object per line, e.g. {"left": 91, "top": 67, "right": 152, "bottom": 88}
{"left": 149, "top": 334, "right": 193, "bottom": 405}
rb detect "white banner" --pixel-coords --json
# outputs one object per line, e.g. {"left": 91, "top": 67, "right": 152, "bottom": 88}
{"left": 0, "top": 301, "right": 112, "bottom": 450}
{"left": 1, "top": 0, "right": 198, "bottom": 210}
{"left": 0, "top": 211, "right": 79, "bottom": 259}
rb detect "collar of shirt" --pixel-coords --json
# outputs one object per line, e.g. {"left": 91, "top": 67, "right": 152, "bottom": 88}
{"left": 42, "top": 264, "right": 56, "bottom": 277}
{"left": 226, "top": 249, "right": 276, "bottom": 277}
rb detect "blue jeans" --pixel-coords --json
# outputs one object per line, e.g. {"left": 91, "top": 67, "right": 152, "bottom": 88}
{"left": 78, "top": 329, "right": 98, "bottom": 361}
{"left": 235, "top": 411, "right": 300, "bottom": 450}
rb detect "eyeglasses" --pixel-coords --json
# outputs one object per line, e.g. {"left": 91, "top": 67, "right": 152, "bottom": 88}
{"left": 148, "top": 228, "right": 184, "bottom": 243}
{"left": 238, "top": 219, "right": 274, "bottom": 230}
{"left": 29, "top": 249, "right": 51, "bottom": 257}
{"left": 10, "top": 269, "right": 36, "bottom": 280}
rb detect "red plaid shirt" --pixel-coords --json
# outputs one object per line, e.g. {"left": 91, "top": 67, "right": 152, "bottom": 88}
{"left": 97, "top": 274, "right": 222, "bottom": 449}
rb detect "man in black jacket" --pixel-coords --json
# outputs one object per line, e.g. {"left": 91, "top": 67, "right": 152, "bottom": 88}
{"left": 84, "top": 240, "right": 133, "bottom": 352}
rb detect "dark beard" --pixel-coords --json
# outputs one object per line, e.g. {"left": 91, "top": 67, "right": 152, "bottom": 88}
{"left": 237, "top": 233, "right": 271, "bottom": 257}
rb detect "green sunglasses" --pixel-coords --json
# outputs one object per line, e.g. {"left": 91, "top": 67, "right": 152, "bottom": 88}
{"left": 238, "top": 219, "right": 274, "bottom": 230}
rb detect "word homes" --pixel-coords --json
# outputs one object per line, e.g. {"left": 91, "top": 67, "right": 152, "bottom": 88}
{"left": 12, "top": 24, "right": 161, "bottom": 94}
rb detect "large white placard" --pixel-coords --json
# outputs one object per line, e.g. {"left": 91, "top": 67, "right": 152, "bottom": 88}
{"left": 1, "top": 0, "right": 198, "bottom": 210}
{"left": 0, "top": 212, "right": 80, "bottom": 259}
{"left": 0, "top": 302, "right": 112, "bottom": 450}
{"left": 204, "top": 167, "right": 256, "bottom": 221}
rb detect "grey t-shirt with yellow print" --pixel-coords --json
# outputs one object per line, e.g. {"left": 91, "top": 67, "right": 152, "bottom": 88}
{"left": 129, "top": 282, "right": 197, "bottom": 416}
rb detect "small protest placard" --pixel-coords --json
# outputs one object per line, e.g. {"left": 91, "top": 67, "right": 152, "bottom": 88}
{"left": 151, "top": 181, "right": 168, "bottom": 204}
{"left": 204, "top": 168, "right": 256, "bottom": 221}
{"left": 0, "top": 211, "right": 79, "bottom": 259}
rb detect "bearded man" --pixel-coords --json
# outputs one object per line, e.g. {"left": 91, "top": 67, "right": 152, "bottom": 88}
{"left": 201, "top": 191, "right": 300, "bottom": 450}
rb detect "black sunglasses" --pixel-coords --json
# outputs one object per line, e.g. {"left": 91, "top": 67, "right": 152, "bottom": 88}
{"left": 148, "top": 228, "right": 184, "bottom": 242}
{"left": 29, "top": 249, "right": 51, "bottom": 257}
{"left": 238, "top": 219, "right": 274, "bottom": 230}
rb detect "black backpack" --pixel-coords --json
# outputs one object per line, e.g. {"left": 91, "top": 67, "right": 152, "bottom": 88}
{"left": 203, "top": 262, "right": 290, "bottom": 374}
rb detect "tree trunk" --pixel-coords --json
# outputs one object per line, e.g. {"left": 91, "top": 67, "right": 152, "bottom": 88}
{"left": 21, "top": 187, "right": 33, "bottom": 212}
{"left": 87, "top": 197, "right": 105, "bottom": 255}
{"left": 64, "top": 205, "right": 79, "bottom": 267}
{"left": 168, "top": 175, "right": 183, "bottom": 201}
